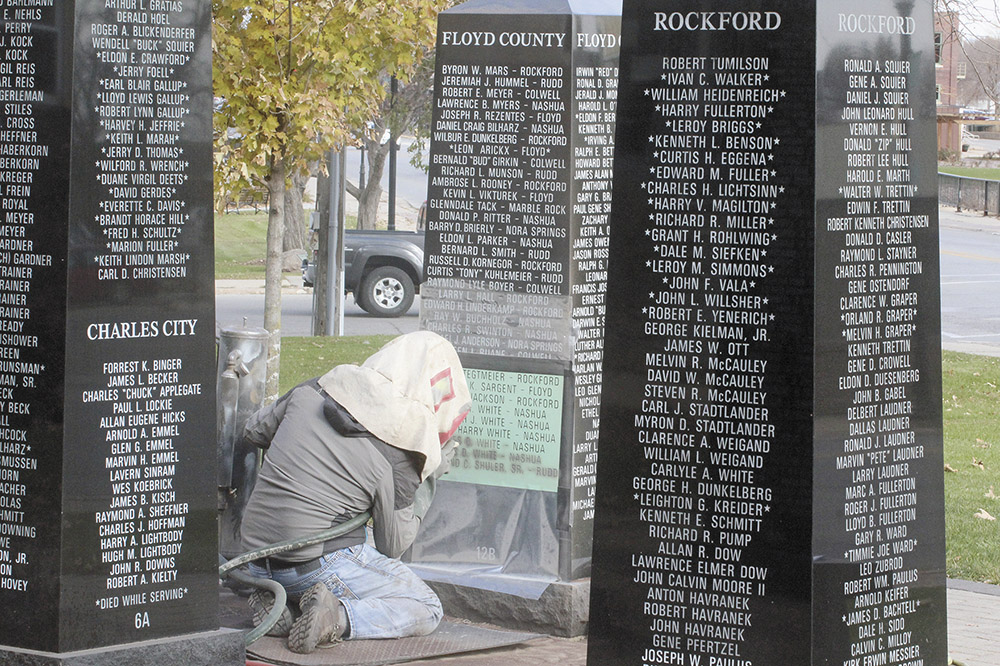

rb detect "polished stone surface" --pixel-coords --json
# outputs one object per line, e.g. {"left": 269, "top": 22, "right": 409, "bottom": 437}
{"left": 0, "top": 0, "right": 219, "bottom": 654}
{"left": 588, "top": 1, "right": 945, "bottom": 664}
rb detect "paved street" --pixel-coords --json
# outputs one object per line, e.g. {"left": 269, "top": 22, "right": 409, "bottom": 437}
{"left": 216, "top": 205, "right": 1000, "bottom": 349}
{"left": 215, "top": 281, "right": 420, "bottom": 337}
{"left": 938, "top": 206, "right": 1000, "bottom": 356}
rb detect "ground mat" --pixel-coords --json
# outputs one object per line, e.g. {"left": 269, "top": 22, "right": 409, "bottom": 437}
{"left": 246, "top": 621, "right": 543, "bottom": 666}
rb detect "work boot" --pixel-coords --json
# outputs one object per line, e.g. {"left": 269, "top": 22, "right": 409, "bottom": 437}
{"left": 247, "top": 589, "right": 297, "bottom": 637}
{"left": 288, "top": 583, "right": 347, "bottom": 653}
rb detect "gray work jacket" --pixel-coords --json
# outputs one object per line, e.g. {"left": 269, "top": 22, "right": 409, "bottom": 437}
{"left": 239, "top": 381, "right": 422, "bottom": 562}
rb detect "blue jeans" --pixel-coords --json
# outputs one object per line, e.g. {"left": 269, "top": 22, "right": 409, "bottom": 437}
{"left": 248, "top": 544, "right": 442, "bottom": 640}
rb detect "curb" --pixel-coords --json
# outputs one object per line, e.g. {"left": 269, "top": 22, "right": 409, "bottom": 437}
{"left": 215, "top": 278, "right": 310, "bottom": 296}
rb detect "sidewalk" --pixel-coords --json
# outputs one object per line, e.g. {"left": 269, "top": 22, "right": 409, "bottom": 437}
{"left": 404, "top": 581, "right": 999, "bottom": 665}
{"left": 947, "top": 580, "right": 1000, "bottom": 666}
{"left": 215, "top": 275, "right": 308, "bottom": 295}
{"left": 938, "top": 203, "right": 1000, "bottom": 232}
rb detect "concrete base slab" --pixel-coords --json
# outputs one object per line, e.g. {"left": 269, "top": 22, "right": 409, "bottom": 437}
{"left": 428, "top": 579, "right": 590, "bottom": 638}
{"left": 247, "top": 620, "right": 540, "bottom": 666}
{"left": 0, "top": 629, "right": 245, "bottom": 666}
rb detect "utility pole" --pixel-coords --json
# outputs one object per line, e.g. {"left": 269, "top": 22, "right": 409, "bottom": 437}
{"left": 388, "top": 76, "right": 398, "bottom": 231}
{"left": 311, "top": 150, "right": 346, "bottom": 336}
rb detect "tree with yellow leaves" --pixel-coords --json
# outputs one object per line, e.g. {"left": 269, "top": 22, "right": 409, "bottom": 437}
{"left": 213, "top": 0, "right": 446, "bottom": 399}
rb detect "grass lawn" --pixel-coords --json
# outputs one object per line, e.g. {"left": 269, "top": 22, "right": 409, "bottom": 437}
{"left": 276, "top": 338, "right": 1000, "bottom": 584}
{"left": 938, "top": 165, "right": 1000, "bottom": 181}
{"left": 278, "top": 335, "right": 396, "bottom": 394}
{"left": 215, "top": 211, "right": 361, "bottom": 280}
{"left": 942, "top": 351, "right": 1000, "bottom": 584}
{"left": 215, "top": 211, "right": 269, "bottom": 279}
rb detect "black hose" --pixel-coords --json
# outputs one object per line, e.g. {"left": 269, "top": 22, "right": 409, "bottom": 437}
{"left": 223, "top": 562, "right": 291, "bottom": 646}
{"left": 218, "top": 512, "right": 371, "bottom": 645}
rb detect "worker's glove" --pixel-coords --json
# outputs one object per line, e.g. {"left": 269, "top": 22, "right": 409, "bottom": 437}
{"left": 431, "top": 440, "right": 458, "bottom": 480}
{"left": 413, "top": 475, "right": 437, "bottom": 520}
{"left": 414, "top": 440, "right": 458, "bottom": 520}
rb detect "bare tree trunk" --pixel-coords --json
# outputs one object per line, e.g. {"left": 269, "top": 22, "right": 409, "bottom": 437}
{"left": 264, "top": 156, "right": 286, "bottom": 403}
{"left": 347, "top": 138, "right": 391, "bottom": 230}
{"left": 283, "top": 171, "right": 308, "bottom": 251}
{"left": 357, "top": 183, "right": 381, "bottom": 230}
{"left": 343, "top": 61, "right": 436, "bottom": 228}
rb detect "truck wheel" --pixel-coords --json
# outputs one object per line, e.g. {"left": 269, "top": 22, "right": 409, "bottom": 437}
{"left": 358, "top": 266, "right": 414, "bottom": 317}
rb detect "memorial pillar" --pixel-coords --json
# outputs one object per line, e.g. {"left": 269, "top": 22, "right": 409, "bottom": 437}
{"left": 0, "top": 1, "right": 241, "bottom": 662}
{"left": 588, "top": 1, "right": 946, "bottom": 664}
{"left": 411, "top": 0, "right": 620, "bottom": 624}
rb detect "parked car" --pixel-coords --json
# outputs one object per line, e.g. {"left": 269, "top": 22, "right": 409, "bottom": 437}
{"left": 303, "top": 229, "right": 425, "bottom": 318}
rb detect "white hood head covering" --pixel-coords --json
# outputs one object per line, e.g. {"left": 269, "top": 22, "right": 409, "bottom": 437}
{"left": 317, "top": 331, "right": 471, "bottom": 480}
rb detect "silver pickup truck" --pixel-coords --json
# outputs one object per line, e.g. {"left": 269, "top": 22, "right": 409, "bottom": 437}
{"left": 303, "top": 229, "right": 426, "bottom": 317}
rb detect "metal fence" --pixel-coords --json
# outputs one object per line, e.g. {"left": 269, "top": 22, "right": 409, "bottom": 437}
{"left": 938, "top": 172, "right": 1000, "bottom": 216}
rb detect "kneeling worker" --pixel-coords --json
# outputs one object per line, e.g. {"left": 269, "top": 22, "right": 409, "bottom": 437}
{"left": 239, "top": 331, "right": 471, "bottom": 653}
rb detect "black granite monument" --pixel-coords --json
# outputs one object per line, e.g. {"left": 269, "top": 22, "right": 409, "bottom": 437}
{"left": 412, "top": 0, "right": 620, "bottom": 617}
{"left": 587, "top": 1, "right": 946, "bottom": 664}
{"left": 0, "top": 1, "right": 241, "bottom": 662}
